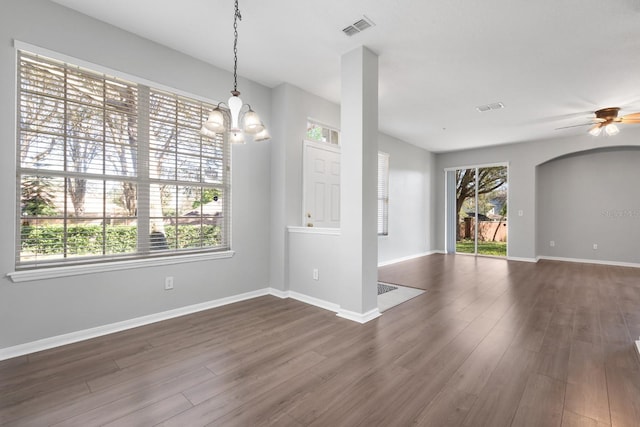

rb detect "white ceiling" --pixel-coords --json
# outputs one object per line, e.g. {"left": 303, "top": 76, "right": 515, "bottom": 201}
{"left": 52, "top": 0, "right": 640, "bottom": 152}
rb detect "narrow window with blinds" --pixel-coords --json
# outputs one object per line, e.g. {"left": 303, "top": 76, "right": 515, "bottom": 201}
{"left": 378, "top": 151, "right": 390, "bottom": 236}
{"left": 17, "top": 51, "right": 230, "bottom": 269}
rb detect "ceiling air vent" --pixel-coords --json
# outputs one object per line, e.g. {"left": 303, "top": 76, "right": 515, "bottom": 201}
{"left": 342, "top": 26, "right": 360, "bottom": 36}
{"left": 476, "top": 102, "right": 505, "bottom": 112}
{"left": 353, "top": 18, "right": 372, "bottom": 31}
{"left": 342, "top": 15, "right": 375, "bottom": 36}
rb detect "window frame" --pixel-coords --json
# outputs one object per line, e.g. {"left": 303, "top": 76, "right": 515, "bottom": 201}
{"left": 378, "top": 151, "right": 390, "bottom": 236}
{"left": 306, "top": 119, "right": 340, "bottom": 146}
{"left": 13, "top": 43, "right": 233, "bottom": 274}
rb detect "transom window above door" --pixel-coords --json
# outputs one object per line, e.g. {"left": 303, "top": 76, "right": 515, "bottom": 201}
{"left": 306, "top": 120, "right": 340, "bottom": 145}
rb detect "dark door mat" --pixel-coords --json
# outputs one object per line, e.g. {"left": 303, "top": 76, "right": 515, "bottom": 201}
{"left": 378, "top": 283, "right": 398, "bottom": 295}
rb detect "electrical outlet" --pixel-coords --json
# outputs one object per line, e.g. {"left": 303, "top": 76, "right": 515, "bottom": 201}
{"left": 550, "top": 240, "right": 555, "bottom": 247}
{"left": 164, "top": 276, "right": 174, "bottom": 290}
{"left": 518, "top": 210, "right": 523, "bottom": 217}
{"left": 593, "top": 243, "right": 598, "bottom": 250}
{"left": 312, "top": 268, "right": 319, "bottom": 281}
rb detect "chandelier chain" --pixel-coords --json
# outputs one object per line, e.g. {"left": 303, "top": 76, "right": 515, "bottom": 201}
{"left": 233, "top": 0, "right": 242, "bottom": 93}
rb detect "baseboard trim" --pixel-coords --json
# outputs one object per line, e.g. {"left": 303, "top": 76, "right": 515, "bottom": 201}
{"left": 337, "top": 308, "right": 381, "bottom": 324}
{"left": 378, "top": 251, "right": 438, "bottom": 267}
{"left": 1, "top": 284, "right": 385, "bottom": 361}
{"left": 271, "top": 288, "right": 381, "bottom": 323}
{"left": 268, "top": 288, "right": 340, "bottom": 312}
{"left": 537, "top": 256, "right": 640, "bottom": 269}
{"left": 287, "top": 291, "right": 341, "bottom": 313}
{"left": 0, "top": 288, "right": 270, "bottom": 362}
{"left": 507, "top": 256, "right": 539, "bottom": 263}
{"left": 267, "top": 287, "right": 289, "bottom": 299}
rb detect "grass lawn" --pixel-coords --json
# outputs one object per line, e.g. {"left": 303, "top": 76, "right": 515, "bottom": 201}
{"left": 456, "top": 239, "right": 507, "bottom": 257}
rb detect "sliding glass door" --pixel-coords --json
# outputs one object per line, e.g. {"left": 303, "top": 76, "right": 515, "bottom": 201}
{"left": 447, "top": 165, "right": 508, "bottom": 257}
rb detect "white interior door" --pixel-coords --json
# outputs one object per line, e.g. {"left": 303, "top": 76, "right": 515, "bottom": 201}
{"left": 303, "top": 141, "right": 340, "bottom": 228}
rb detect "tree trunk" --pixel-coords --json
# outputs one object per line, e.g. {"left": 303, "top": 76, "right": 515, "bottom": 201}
{"left": 122, "top": 182, "right": 137, "bottom": 216}
{"left": 455, "top": 170, "right": 474, "bottom": 240}
{"left": 492, "top": 216, "right": 504, "bottom": 241}
{"left": 67, "top": 177, "right": 86, "bottom": 216}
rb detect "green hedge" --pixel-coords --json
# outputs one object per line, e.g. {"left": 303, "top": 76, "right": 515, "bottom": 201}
{"left": 20, "top": 224, "right": 222, "bottom": 256}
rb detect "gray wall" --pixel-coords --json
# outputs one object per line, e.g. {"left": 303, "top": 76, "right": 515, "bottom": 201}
{"left": 288, "top": 231, "right": 342, "bottom": 305}
{"left": 271, "top": 83, "right": 435, "bottom": 298}
{"left": 435, "top": 128, "right": 640, "bottom": 260}
{"left": 378, "top": 133, "right": 434, "bottom": 263}
{"left": 1, "top": 0, "right": 271, "bottom": 349}
{"left": 285, "top": 131, "right": 435, "bottom": 308}
{"left": 269, "top": 84, "right": 340, "bottom": 292}
{"left": 537, "top": 147, "right": 640, "bottom": 264}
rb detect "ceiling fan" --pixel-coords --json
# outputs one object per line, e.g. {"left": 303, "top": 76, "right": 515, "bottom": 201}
{"left": 557, "top": 107, "right": 640, "bottom": 136}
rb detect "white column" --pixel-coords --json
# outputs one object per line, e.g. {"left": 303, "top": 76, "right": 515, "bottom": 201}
{"left": 269, "top": 85, "right": 289, "bottom": 293}
{"left": 337, "top": 46, "right": 379, "bottom": 321}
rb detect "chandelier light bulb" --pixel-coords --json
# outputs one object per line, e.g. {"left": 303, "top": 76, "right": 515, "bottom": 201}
{"left": 203, "top": 107, "right": 225, "bottom": 133}
{"left": 200, "top": 125, "right": 218, "bottom": 139}
{"left": 243, "top": 108, "right": 264, "bottom": 135}
{"left": 253, "top": 126, "right": 270, "bottom": 142}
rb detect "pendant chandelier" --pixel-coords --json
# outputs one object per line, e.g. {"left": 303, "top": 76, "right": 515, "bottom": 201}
{"left": 200, "top": 0, "right": 270, "bottom": 143}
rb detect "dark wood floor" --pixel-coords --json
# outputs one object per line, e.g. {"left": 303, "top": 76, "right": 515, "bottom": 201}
{"left": 2, "top": 255, "right": 640, "bottom": 426}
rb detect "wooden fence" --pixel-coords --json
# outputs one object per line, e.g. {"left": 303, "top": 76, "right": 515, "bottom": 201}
{"left": 459, "top": 218, "right": 507, "bottom": 242}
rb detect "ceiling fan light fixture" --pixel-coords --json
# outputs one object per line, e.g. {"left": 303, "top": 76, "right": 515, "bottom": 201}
{"left": 589, "top": 125, "right": 603, "bottom": 136}
{"left": 558, "top": 106, "right": 640, "bottom": 136}
{"left": 605, "top": 123, "right": 619, "bottom": 136}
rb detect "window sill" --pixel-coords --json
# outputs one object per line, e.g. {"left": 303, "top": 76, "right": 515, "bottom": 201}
{"left": 7, "top": 251, "right": 235, "bottom": 283}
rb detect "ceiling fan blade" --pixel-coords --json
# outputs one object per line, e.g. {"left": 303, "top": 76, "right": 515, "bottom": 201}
{"left": 555, "top": 123, "right": 593, "bottom": 130}
{"left": 621, "top": 112, "right": 640, "bottom": 120}
{"left": 621, "top": 118, "right": 640, "bottom": 124}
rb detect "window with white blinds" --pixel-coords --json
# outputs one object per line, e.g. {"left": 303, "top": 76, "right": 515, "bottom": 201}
{"left": 378, "top": 151, "right": 389, "bottom": 236}
{"left": 17, "top": 51, "right": 230, "bottom": 269}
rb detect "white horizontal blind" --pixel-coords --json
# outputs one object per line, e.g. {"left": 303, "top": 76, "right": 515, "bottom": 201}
{"left": 145, "top": 89, "right": 230, "bottom": 254}
{"left": 17, "top": 51, "right": 230, "bottom": 269}
{"left": 378, "top": 151, "right": 389, "bottom": 236}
